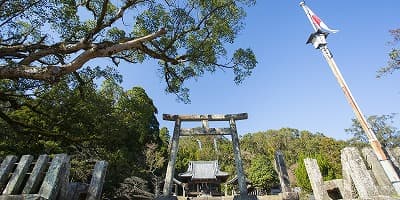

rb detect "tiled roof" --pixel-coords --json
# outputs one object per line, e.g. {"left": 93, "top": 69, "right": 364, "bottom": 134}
{"left": 179, "top": 160, "right": 229, "bottom": 180}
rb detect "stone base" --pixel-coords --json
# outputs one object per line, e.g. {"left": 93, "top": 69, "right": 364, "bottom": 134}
{"left": 232, "top": 194, "right": 258, "bottom": 200}
{"left": 281, "top": 192, "right": 299, "bottom": 200}
{"left": 154, "top": 195, "right": 178, "bottom": 200}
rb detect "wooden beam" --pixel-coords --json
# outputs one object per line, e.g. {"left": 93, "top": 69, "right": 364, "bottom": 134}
{"left": 163, "top": 113, "right": 248, "bottom": 121}
{"left": 180, "top": 128, "right": 231, "bottom": 136}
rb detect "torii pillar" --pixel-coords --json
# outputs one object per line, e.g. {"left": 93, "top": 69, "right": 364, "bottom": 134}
{"left": 160, "top": 113, "right": 249, "bottom": 199}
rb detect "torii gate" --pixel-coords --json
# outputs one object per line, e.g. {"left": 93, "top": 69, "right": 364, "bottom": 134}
{"left": 161, "top": 113, "right": 249, "bottom": 198}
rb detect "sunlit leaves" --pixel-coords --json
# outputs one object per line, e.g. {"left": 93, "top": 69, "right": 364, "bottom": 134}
{"left": 1, "top": 0, "right": 257, "bottom": 102}
{"left": 378, "top": 29, "right": 400, "bottom": 77}
{"left": 247, "top": 155, "right": 278, "bottom": 190}
{"left": 346, "top": 114, "right": 400, "bottom": 148}
{"left": 0, "top": 68, "right": 163, "bottom": 196}
{"left": 132, "top": 0, "right": 257, "bottom": 102}
{"left": 232, "top": 48, "right": 257, "bottom": 84}
{"left": 106, "top": 27, "right": 126, "bottom": 42}
{"left": 240, "top": 128, "right": 345, "bottom": 191}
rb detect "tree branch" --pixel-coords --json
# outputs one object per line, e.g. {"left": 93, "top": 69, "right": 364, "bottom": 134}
{"left": 0, "top": 29, "right": 167, "bottom": 81}
{"left": 138, "top": 43, "right": 181, "bottom": 65}
{"left": 0, "top": 1, "right": 41, "bottom": 28}
{"left": 83, "top": 0, "right": 142, "bottom": 42}
{"left": 18, "top": 40, "right": 85, "bottom": 65}
{"left": 0, "top": 36, "right": 46, "bottom": 58}
{"left": 0, "top": 0, "right": 6, "bottom": 8}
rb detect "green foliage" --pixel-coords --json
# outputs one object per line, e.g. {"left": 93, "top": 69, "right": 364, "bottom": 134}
{"left": 0, "top": 0, "right": 257, "bottom": 102}
{"left": 247, "top": 155, "right": 278, "bottom": 190}
{"left": 294, "top": 155, "right": 311, "bottom": 192}
{"left": 378, "top": 29, "right": 400, "bottom": 77}
{"left": 346, "top": 114, "right": 400, "bottom": 148}
{"left": 0, "top": 68, "right": 165, "bottom": 197}
{"left": 174, "top": 127, "right": 346, "bottom": 195}
{"left": 159, "top": 127, "right": 171, "bottom": 157}
{"left": 175, "top": 135, "right": 236, "bottom": 179}
{"left": 238, "top": 128, "right": 345, "bottom": 192}
{"left": 295, "top": 153, "right": 341, "bottom": 193}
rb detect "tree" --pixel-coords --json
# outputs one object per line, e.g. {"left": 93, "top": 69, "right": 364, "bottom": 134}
{"left": 144, "top": 143, "right": 166, "bottom": 197}
{"left": 114, "top": 176, "right": 154, "bottom": 200}
{"left": 238, "top": 128, "right": 345, "bottom": 194}
{"left": 294, "top": 154, "right": 311, "bottom": 193}
{"left": 346, "top": 114, "right": 400, "bottom": 148}
{"left": 247, "top": 154, "right": 278, "bottom": 191}
{"left": 378, "top": 29, "right": 400, "bottom": 77}
{"left": 0, "top": 0, "right": 257, "bottom": 102}
{"left": 175, "top": 135, "right": 236, "bottom": 178}
{"left": 294, "top": 153, "right": 339, "bottom": 193}
{"left": 0, "top": 69, "right": 164, "bottom": 197}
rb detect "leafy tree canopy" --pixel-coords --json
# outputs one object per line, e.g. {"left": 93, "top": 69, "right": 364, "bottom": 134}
{"left": 247, "top": 154, "right": 278, "bottom": 190}
{"left": 0, "top": 68, "right": 164, "bottom": 197}
{"left": 346, "top": 114, "right": 400, "bottom": 148}
{"left": 0, "top": 0, "right": 257, "bottom": 102}
{"left": 240, "top": 128, "right": 345, "bottom": 192}
{"left": 378, "top": 29, "right": 400, "bottom": 77}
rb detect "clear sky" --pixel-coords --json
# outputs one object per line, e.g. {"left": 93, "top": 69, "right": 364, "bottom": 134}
{"left": 116, "top": 1, "right": 400, "bottom": 140}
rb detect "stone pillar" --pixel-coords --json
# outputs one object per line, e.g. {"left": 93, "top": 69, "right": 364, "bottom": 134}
{"left": 304, "top": 158, "right": 331, "bottom": 200}
{"left": 362, "top": 147, "right": 396, "bottom": 195}
{"left": 386, "top": 147, "right": 400, "bottom": 175}
{"left": 162, "top": 119, "right": 181, "bottom": 196}
{"left": 274, "top": 151, "right": 299, "bottom": 200}
{"left": 230, "top": 118, "right": 247, "bottom": 196}
{"left": 341, "top": 160, "right": 354, "bottom": 200}
{"left": 341, "top": 147, "right": 379, "bottom": 199}
{"left": 274, "top": 151, "right": 291, "bottom": 192}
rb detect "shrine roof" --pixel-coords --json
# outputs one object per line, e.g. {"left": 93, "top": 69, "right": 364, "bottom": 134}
{"left": 179, "top": 160, "right": 229, "bottom": 180}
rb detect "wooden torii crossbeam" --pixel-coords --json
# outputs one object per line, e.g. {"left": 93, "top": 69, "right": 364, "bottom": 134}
{"left": 160, "top": 113, "right": 249, "bottom": 199}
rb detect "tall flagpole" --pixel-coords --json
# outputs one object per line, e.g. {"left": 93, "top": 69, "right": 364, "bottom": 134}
{"left": 299, "top": 1, "right": 400, "bottom": 194}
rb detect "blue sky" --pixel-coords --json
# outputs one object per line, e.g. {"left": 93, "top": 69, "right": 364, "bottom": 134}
{"left": 116, "top": 1, "right": 400, "bottom": 140}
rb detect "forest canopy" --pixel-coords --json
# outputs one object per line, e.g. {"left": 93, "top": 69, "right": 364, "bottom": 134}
{"left": 0, "top": 0, "right": 257, "bottom": 102}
